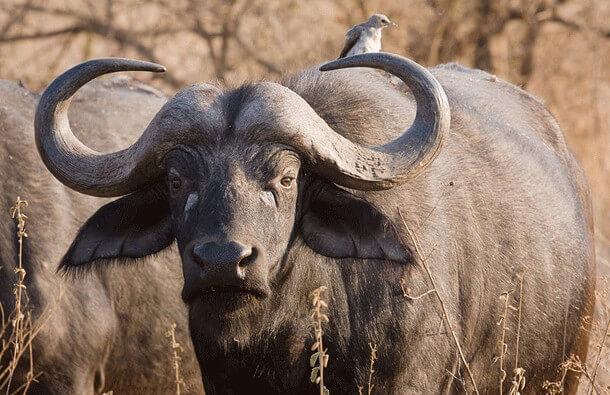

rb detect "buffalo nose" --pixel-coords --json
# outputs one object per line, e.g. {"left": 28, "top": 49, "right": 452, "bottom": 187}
{"left": 192, "top": 241, "right": 256, "bottom": 270}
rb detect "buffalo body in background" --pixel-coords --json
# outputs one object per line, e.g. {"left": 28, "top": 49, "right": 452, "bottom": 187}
{"left": 0, "top": 77, "right": 203, "bottom": 394}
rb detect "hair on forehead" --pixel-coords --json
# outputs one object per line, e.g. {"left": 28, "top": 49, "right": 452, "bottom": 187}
{"left": 156, "top": 83, "right": 222, "bottom": 133}
{"left": 220, "top": 84, "right": 260, "bottom": 136}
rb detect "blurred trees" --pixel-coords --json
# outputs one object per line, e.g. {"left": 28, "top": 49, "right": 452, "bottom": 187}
{"left": 0, "top": 1, "right": 607, "bottom": 90}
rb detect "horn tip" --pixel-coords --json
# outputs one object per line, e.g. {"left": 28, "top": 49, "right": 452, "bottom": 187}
{"left": 319, "top": 62, "right": 339, "bottom": 72}
{"left": 319, "top": 53, "right": 380, "bottom": 72}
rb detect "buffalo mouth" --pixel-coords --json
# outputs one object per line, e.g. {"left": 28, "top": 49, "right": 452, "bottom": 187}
{"left": 182, "top": 283, "right": 270, "bottom": 305}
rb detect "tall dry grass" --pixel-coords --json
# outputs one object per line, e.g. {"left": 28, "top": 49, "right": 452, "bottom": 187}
{"left": 399, "top": 209, "right": 480, "bottom": 394}
{"left": 166, "top": 323, "right": 184, "bottom": 395}
{"left": 310, "top": 286, "right": 330, "bottom": 395}
{"left": 0, "top": 197, "right": 40, "bottom": 394}
{"left": 399, "top": 204, "right": 606, "bottom": 394}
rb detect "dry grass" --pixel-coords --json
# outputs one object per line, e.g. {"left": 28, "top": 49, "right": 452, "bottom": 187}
{"left": 543, "top": 354, "right": 595, "bottom": 394}
{"left": 508, "top": 274, "right": 526, "bottom": 395}
{"left": 497, "top": 289, "right": 515, "bottom": 392}
{"left": 399, "top": 209, "right": 480, "bottom": 394}
{"left": 541, "top": 286, "right": 609, "bottom": 394}
{"left": 0, "top": 197, "right": 40, "bottom": 394}
{"left": 495, "top": 273, "right": 526, "bottom": 395}
{"left": 365, "top": 343, "right": 378, "bottom": 395}
{"left": 587, "top": 316, "right": 610, "bottom": 394}
{"left": 165, "top": 323, "right": 184, "bottom": 395}
{"left": 357, "top": 343, "right": 379, "bottom": 395}
{"left": 510, "top": 368, "right": 526, "bottom": 395}
{"left": 585, "top": 276, "right": 610, "bottom": 394}
{"left": 310, "top": 286, "right": 329, "bottom": 395}
{"left": 399, "top": 278, "right": 437, "bottom": 301}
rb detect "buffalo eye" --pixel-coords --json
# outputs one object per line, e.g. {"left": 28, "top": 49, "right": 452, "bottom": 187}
{"left": 279, "top": 176, "right": 294, "bottom": 189}
{"left": 167, "top": 168, "right": 185, "bottom": 194}
{"left": 170, "top": 178, "right": 182, "bottom": 191}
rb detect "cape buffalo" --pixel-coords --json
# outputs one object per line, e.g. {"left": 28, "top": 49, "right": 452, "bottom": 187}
{"left": 0, "top": 78, "right": 203, "bottom": 393}
{"left": 35, "top": 54, "right": 595, "bottom": 393}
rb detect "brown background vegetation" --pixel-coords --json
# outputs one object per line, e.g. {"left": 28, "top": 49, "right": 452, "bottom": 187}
{"left": 0, "top": 0, "right": 608, "bottom": 391}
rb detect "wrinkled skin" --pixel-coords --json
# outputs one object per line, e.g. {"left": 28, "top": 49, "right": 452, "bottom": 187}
{"left": 0, "top": 78, "right": 203, "bottom": 394}
{"left": 60, "top": 65, "right": 595, "bottom": 393}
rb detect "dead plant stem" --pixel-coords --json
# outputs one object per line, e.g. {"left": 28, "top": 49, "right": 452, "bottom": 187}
{"left": 399, "top": 210, "right": 479, "bottom": 395}
{"left": 588, "top": 317, "right": 609, "bottom": 395}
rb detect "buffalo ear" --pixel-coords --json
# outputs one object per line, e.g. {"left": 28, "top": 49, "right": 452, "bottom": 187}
{"left": 299, "top": 181, "right": 410, "bottom": 264}
{"left": 60, "top": 185, "right": 174, "bottom": 269}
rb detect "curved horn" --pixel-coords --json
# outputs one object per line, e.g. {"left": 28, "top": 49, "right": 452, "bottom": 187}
{"left": 282, "top": 52, "right": 450, "bottom": 190}
{"left": 35, "top": 58, "right": 166, "bottom": 197}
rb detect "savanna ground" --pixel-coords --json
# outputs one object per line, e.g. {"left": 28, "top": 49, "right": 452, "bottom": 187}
{"left": 0, "top": 0, "right": 608, "bottom": 393}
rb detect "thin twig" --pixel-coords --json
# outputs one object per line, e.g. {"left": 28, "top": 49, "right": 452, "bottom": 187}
{"left": 6, "top": 197, "right": 29, "bottom": 394}
{"left": 498, "top": 289, "right": 514, "bottom": 394}
{"left": 507, "top": 272, "right": 526, "bottom": 395}
{"left": 165, "top": 323, "right": 183, "bottom": 395}
{"left": 310, "top": 286, "right": 329, "bottom": 395}
{"left": 514, "top": 274, "right": 523, "bottom": 369}
{"left": 0, "top": 197, "right": 48, "bottom": 393}
{"left": 0, "top": 26, "right": 84, "bottom": 42}
{"left": 543, "top": 354, "right": 597, "bottom": 394}
{"left": 367, "top": 343, "right": 377, "bottom": 395}
{"left": 588, "top": 317, "right": 609, "bottom": 395}
{"left": 400, "top": 282, "right": 437, "bottom": 301}
{"left": 398, "top": 209, "right": 479, "bottom": 394}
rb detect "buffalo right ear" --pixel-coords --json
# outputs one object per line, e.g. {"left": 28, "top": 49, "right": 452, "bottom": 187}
{"left": 299, "top": 180, "right": 411, "bottom": 264}
{"left": 60, "top": 185, "right": 174, "bottom": 270}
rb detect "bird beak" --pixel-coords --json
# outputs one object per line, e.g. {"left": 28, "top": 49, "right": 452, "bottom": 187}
{"left": 391, "top": 21, "right": 398, "bottom": 27}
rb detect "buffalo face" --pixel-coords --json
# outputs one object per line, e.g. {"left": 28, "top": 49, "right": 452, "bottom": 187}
{"left": 165, "top": 141, "right": 302, "bottom": 304}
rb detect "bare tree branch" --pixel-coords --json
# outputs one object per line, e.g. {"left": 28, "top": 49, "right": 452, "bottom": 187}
{"left": 0, "top": 26, "right": 85, "bottom": 42}
{"left": 234, "top": 36, "right": 282, "bottom": 75}
{"left": 0, "top": 0, "right": 33, "bottom": 37}
{"left": 537, "top": 11, "right": 610, "bottom": 38}
{"left": 0, "top": 4, "right": 185, "bottom": 88}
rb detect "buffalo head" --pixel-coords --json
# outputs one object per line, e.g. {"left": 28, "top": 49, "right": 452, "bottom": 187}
{"left": 35, "top": 54, "right": 449, "bottom": 311}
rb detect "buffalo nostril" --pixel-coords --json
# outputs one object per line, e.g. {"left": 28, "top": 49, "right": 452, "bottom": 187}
{"left": 191, "top": 244, "right": 207, "bottom": 267}
{"left": 238, "top": 247, "right": 257, "bottom": 268}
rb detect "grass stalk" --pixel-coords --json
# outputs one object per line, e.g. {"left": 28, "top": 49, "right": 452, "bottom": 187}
{"left": 398, "top": 209, "right": 479, "bottom": 394}
{"left": 587, "top": 317, "right": 609, "bottom": 395}
{"left": 310, "top": 286, "right": 329, "bottom": 395}
{"left": 366, "top": 343, "right": 378, "bottom": 395}
{"left": 508, "top": 273, "right": 525, "bottom": 395}
{"left": 165, "top": 323, "right": 184, "bottom": 395}
{"left": 498, "top": 289, "right": 513, "bottom": 394}
{"left": 0, "top": 197, "right": 42, "bottom": 394}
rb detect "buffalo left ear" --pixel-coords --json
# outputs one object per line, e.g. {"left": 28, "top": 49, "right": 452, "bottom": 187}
{"left": 299, "top": 181, "right": 410, "bottom": 264}
{"left": 60, "top": 185, "right": 174, "bottom": 270}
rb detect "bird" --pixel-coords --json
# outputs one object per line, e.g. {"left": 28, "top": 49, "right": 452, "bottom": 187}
{"left": 338, "top": 14, "right": 396, "bottom": 59}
